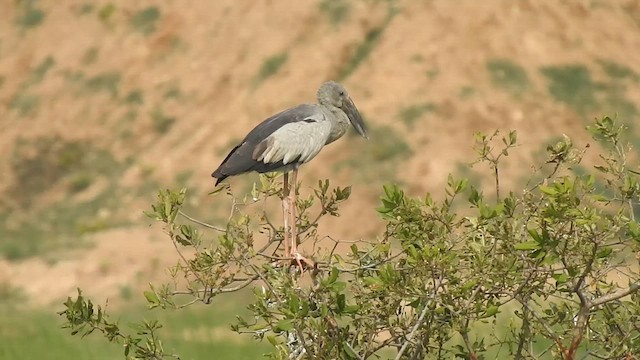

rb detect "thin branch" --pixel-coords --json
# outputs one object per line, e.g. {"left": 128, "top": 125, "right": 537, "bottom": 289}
{"left": 515, "top": 298, "right": 530, "bottom": 360}
{"left": 394, "top": 300, "right": 431, "bottom": 360}
{"left": 516, "top": 297, "right": 567, "bottom": 355}
{"left": 494, "top": 163, "right": 501, "bottom": 203}
{"left": 171, "top": 276, "right": 258, "bottom": 297}
{"left": 178, "top": 210, "right": 226, "bottom": 232}
{"left": 344, "top": 341, "right": 364, "bottom": 360}
{"left": 460, "top": 318, "right": 479, "bottom": 360}
{"left": 590, "top": 282, "right": 640, "bottom": 308}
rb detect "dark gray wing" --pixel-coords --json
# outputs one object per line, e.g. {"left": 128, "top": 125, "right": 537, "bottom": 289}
{"left": 211, "top": 104, "right": 319, "bottom": 184}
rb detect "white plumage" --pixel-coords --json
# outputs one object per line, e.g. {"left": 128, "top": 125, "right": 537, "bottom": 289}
{"left": 258, "top": 116, "right": 331, "bottom": 165}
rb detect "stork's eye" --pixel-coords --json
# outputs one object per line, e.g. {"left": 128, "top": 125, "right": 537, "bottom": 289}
{"left": 339, "top": 91, "right": 345, "bottom": 96}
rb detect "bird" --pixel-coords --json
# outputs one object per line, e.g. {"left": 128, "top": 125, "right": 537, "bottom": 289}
{"left": 211, "top": 81, "right": 368, "bottom": 270}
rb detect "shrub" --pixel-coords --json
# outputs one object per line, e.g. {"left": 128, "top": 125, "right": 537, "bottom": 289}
{"left": 60, "top": 117, "right": 640, "bottom": 359}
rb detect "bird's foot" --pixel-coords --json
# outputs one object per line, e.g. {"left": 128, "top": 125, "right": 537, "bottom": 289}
{"left": 290, "top": 251, "right": 315, "bottom": 273}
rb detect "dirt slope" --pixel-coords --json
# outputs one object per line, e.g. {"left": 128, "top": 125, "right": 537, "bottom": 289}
{"left": 1, "top": 0, "right": 639, "bottom": 304}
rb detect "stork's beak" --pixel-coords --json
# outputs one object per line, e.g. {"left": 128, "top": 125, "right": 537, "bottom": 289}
{"left": 344, "top": 97, "right": 368, "bottom": 139}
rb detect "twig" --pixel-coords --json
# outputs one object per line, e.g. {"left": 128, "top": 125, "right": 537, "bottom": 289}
{"left": 460, "top": 322, "right": 478, "bottom": 360}
{"left": 394, "top": 301, "right": 431, "bottom": 360}
{"left": 178, "top": 210, "right": 226, "bottom": 232}
{"left": 516, "top": 297, "right": 567, "bottom": 355}
{"left": 590, "top": 282, "right": 640, "bottom": 307}
{"left": 171, "top": 276, "right": 258, "bottom": 297}
{"left": 344, "top": 342, "right": 364, "bottom": 360}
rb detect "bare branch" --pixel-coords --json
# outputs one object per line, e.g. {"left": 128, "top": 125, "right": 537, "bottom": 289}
{"left": 178, "top": 210, "right": 226, "bottom": 232}
{"left": 171, "top": 275, "right": 258, "bottom": 297}
{"left": 516, "top": 297, "right": 567, "bottom": 355}
{"left": 394, "top": 300, "right": 430, "bottom": 360}
{"left": 590, "top": 282, "right": 640, "bottom": 308}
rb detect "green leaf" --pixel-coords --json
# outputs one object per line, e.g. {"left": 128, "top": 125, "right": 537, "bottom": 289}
{"left": 337, "top": 293, "right": 346, "bottom": 313}
{"left": 326, "top": 267, "right": 339, "bottom": 285}
{"left": 299, "top": 301, "right": 309, "bottom": 317}
{"left": 274, "top": 319, "right": 293, "bottom": 332}
{"left": 143, "top": 290, "right": 159, "bottom": 305}
{"left": 553, "top": 273, "right": 569, "bottom": 284}
{"left": 539, "top": 185, "right": 557, "bottom": 195}
{"left": 289, "top": 293, "right": 299, "bottom": 314}
{"left": 363, "top": 276, "right": 384, "bottom": 287}
{"left": 267, "top": 335, "right": 279, "bottom": 346}
{"left": 528, "top": 228, "right": 541, "bottom": 243}
{"left": 461, "top": 279, "right": 478, "bottom": 292}
{"left": 483, "top": 305, "right": 499, "bottom": 317}
{"left": 343, "top": 341, "right": 358, "bottom": 359}
{"left": 343, "top": 304, "right": 359, "bottom": 314}
{"left": 597, "top": 247, "right": 613, "bottom": 258}
{"left": 629, "top": 221, "right": 640, "bottom": 241}
{"left": 332, "top": 281, "right": 347, "bottom": 293}
{"left": 508, "top": 130, "right": 517, "bottom": 145}
{"left": 514, "top": 241, "right": 541, "bottom": 251}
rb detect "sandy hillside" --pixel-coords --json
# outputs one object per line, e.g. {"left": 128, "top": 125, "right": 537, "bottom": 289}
{"left": 1, "top": 0, "right": 640, "bottom": 305}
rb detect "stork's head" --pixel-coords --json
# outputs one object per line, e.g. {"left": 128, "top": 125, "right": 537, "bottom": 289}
{"left": 317, "top": 81, "right": 368, "bottom": 139}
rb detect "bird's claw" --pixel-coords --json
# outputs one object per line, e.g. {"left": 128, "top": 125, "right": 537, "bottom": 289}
{"left": 290, "top": 252, "right": 315, "bottom": 273}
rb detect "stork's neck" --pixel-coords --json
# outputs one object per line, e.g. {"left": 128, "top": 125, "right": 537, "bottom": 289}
{"left": 323, "top": 105, "right": 349, "bottom": 145}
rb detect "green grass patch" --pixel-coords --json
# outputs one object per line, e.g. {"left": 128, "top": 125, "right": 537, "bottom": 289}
{"left": 130, "top": 6, "right": 161, "bottom": 35}
{"left": 337, "top": 6, "right": 396, "bottom": 80}
{"left": 1, "top": 136, "right": 130, "bottom": 260}
{"left": 459, "top": 86, "right": 476, "bottom": 100}
{"left": 338, "top": 27, "right": 384, "bottom": 80}
{"left": 16, "top": 2, "right": 46, "bottom": 29}
{"left": 540, "top": 64, "right": 600, "bottom": 115}
{"left": 30, "top": 56, "right": 56, "bottom": 85}
{"left": 397, "top": 102, "right": 437, "bottom": 129}
{"left": 597, "top": 59, "right": 640, "bottom": 82}
{"left": 9, "top": 136, "right": 121, "bottom": 205}
{"left": 124, "top": 89, "right": 144, "bottom": 105}
{"left": 151, "top": 107, "right": 176, "bottom": 134}
{"left": 0, "top": 294, "right": 269, "bottom": 360}
{"left": 486, "top": 59, "right": 530, "bottom": 96}
{"left": 319, "top": 0, "right": 351, "bottom": 26}
{"left": 81, "top": 47, "right": 99, "bottom": 66}
{"left": 253, "top": 52, "right": 288, "bottom": 87}
{"left": 98, "top": 3, "right": 116, "bottom": 23}
{"left": 8, "top": 56, "right": 55, "bottom": 117}
{"left": 426, "top": 68, "right": 440, "bottom": 80}
{"left": 9, "top": 92, "right": 40, "bottom": 117}
{"left": 164, "top": 85, "right": 183, "bottom": 100}
{"left": 541, "top": 63, "right": 639, "bottom": 125}
{"left": 74, "top": 3, "right": 94, "bottom": 16}
{"left": 336, "top": 123, "right": 412, "bottom": 183}
{"left": 0, "top": 181, "right": 129, "bottom": 260}
{"left": 84, "top": 71, "right": 121, "bottom": 97}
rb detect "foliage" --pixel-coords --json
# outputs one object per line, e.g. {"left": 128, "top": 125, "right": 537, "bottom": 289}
{"left": 253, "top": 52, "right": 289, "bottom": 87}
{"left": 16, "top": 0, "right": 46, "bottom": 29}
{"left": 335, "top": 123, "right": 413, "bottom": 183}
{"left": 319, "top": 0, "right": 351, "bottom": 26}
{"left": 337, "top": 4, "right": 396, "bottom": 80}
{"left": 486, "top": 59, "right": 530, "bottom": 96}
{"left": 151, "top": 107, "right": 176, "bottom": 134}
{"left": 130, "top": 7, "right": 161, "bottom": 35}
{"left": 61, "top": 117, "right": 640, "bottom": 359}
{"left": 8, "top": 56, "right": 55, "bottom": 117}
{"left": 1, "top": 296, "right": 266, "bottom": 360}
{"left": 397, "top": 102, "right": 437, "bottom": 129}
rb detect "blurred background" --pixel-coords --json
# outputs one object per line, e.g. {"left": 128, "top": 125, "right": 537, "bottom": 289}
{"left": 1, "top": 0, "right": 639, "bottom": 358}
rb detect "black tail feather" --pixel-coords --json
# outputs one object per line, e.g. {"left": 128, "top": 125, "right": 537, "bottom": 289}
{"left": 212, "top": 171, "right": 227, "bottom": 186}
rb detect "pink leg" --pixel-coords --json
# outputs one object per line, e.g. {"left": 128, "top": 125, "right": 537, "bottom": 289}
{"left": 282, "top": 173, "right": 290, "bottom": 257}
{"left": 289, "top": 168, "right": 314, "bottom": 271}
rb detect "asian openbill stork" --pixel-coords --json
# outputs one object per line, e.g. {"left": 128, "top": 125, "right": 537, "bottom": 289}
{"left": 211, "top": 81, "right": 368, "bottom": 270}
